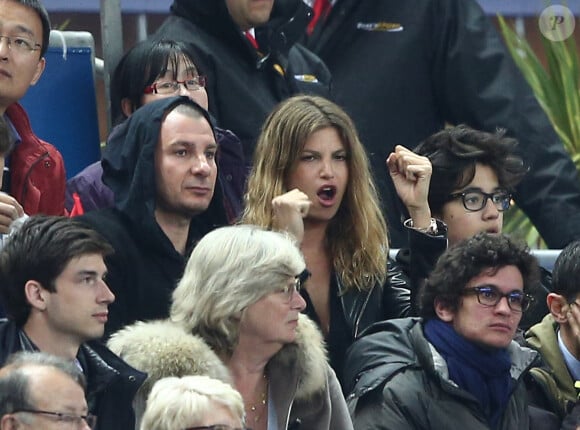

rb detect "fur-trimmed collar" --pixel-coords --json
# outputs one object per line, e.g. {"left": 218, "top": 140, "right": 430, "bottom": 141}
{"left": 107, "top": 314, "right": 328, "bottom": 402}
{"left": 268, "top": 313, "right": 328, "bottom": 400}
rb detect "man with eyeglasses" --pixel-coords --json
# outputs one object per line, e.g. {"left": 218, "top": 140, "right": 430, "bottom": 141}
{"left": 0, "top": 0, "right": 66, "bottom": 221}
{"left": 304, "top": 0, "right": 580, "bottom": 252}
{"left": 526, "top": 240, "right": 580, "bottom": 422}
{"left": 409, "top": 124, "right": 552, "bottom": 330}
{"left": 0, "top": 351, "right": 95, "bottom": 429}
{"left": 343, "top": 233, "right": 559, "bottom": 429}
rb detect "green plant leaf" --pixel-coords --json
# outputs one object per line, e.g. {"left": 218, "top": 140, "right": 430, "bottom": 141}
{"left": 498, "top": 13, "right": 580, "bottom": 248}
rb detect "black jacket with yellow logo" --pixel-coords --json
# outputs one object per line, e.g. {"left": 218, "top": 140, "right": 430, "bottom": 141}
{"left": 153, "top": 0, "right": 332, "bottom": 162}
{"left": 306, "top": 0, "right": 580, "bottom": 249}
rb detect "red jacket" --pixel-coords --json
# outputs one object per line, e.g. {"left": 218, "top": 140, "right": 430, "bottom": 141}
{"left": 5, "top": 103, "right": 66, "bottom": 215}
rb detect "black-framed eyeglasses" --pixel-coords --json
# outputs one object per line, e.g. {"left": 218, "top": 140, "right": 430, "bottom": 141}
{"left": 448, "top": 189, "right": 512, "bottom": 212}
{"left": 15, "top": 409, "right": 97, "bottom": 428}
{"left": 184, "top": 426, "right": 251, "bottom": 430}
{"left": 279, "top": 268, "right": 311, "bottom": 302}
{"left": 0, "top": 35, "right": 41, "bottom": 53}
{"left": 143, "top": 76, "right": 207, "bottom": 95}
{"left": 461, "top": 284, "right": 533, "bottom": 312}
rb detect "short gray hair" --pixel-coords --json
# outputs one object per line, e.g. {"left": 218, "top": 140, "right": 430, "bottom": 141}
{"left": 139, "top": 375, "right": 244, "bottom": 430}
{"left": 171, "top": 225, "right": 305, "bottom": 354}
{"left": 0, "top": 351, "right": 86, "bottom": 416}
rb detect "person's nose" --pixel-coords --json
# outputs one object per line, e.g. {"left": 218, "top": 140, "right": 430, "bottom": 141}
{"left": 291, "top": 289, "right": 307, "bottom": 311}
{"left": 178, "top": 82, "right": 190, "bottom": 96}
{"left": 319, "top": 157, "right": 335, "bottom": 179}
{"left": 0, "top": 36, "right": 11, "bottom": 59}
{"left": 98, "top": 280, "right": 116, "bottom": 304}
{"left": 481, "top": 196, "right": 500, "bottom": 219}
{"left": 191, "top": 155, "right": 212, "bottom": 177}
{"left": 494, "top": 295, "right": 512, "bottom": 315}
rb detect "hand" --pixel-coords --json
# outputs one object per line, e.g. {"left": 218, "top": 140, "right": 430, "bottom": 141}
{"left": 272, "top": 189, "right": 311, "bottom": 243}
{"left": 0, "top": 192, "right": 24, "bottom": 234}
{"left": 386, "top": 145, "right": 432, "bottom": 228}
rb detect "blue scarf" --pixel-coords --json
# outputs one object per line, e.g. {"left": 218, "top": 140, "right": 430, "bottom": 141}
{"left": 423, "top": 319, "right": 513, "bottom": 429}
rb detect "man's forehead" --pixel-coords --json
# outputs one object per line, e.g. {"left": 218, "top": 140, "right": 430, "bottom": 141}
{"left": 0, "top": 1, "right": 42, "bottom": 36}
{"left": 468, "top": 265, "right": 524, "bottom": 286}
{"left": 159, "top": 111, "right": 216, "bottom": 144}
{"left": 62, "top": 253, "right": 107, "bottom": 273}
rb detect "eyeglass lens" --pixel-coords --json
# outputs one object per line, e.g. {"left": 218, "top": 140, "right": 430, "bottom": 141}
{"left": 455, "top": 190, "right": 511, "bottom": 212}
{"left": 469, "top": 285, "right": 531, "bottom": 312}
{"left": 154, "top": 77, "right": 206, "bottom": 94}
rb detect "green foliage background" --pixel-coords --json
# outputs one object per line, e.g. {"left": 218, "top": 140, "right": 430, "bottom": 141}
{"left": 498, "top": 15, "right": 580, "bottom": 248}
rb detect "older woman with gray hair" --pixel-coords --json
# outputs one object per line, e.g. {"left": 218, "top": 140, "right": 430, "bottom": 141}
{"left": 109, "top": 224, "right": 352, "bottom": 430}
{"left": 140, "top": 375, "right": 245, "bottom": 430}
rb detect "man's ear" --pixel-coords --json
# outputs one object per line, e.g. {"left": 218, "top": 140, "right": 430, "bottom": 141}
{"left": 547, "top": 293, "right": 569, "bottom": 324}
{"left": 0, "top": 414, "right": 20, "bottom": 429}
{"left": 434, "top": 298, "right": 454, "bottom": 322}
{"left": 121, "top": 98, "right": 135, "bottom": 118}
{"left": 29, "top": 57, "right": 46, "bottom": 86}
{"left": 24, "top": 280, "right": 48, "bottom": 311}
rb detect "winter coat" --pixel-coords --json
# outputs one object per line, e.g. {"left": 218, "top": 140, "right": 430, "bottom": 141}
{"left": 153, "top": 0, "right": 332, "bottom": 162}
{"left": 108, "top": 320, "right": 231, "bottom": 429}
{"left": 0, "top": 319, "right": 146, "bottom": 430}
{"left": 5, "top": 103, "right": 66, "bottom": 215}
{"left": 305, "top": 0, "right": 580, "bottom": 248}
{"left": 79, "top": 97, "right": 229, "bottom": 337}
{"left": 525, "top": 314, "right": 578, "bottom": 419}
{"left": 314, "top": 222, "right": 447, "bottom": 383}
{"left": 344, "top": 318, "right": 538, "bottom": 430}
{"left": 108, "top": 315, "right": 353, "bottom": 430}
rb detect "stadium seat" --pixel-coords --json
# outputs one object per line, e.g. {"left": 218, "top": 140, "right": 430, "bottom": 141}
{"left": 20, "top": 30, "right": 101, "bottom": 178}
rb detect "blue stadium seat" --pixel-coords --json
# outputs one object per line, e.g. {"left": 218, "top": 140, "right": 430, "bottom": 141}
{"left": 20, "top": 30, "right": 101, "bottom": 179}
{"left": 389, "top": 248, "right": 562, "bottom": 272}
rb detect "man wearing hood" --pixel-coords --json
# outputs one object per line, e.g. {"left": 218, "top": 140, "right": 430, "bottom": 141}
{"left": 151, "top": 0, "right": 331, "bottom": 163}
{"left": 80, "top": 96, "right": 228, "bottom": 337}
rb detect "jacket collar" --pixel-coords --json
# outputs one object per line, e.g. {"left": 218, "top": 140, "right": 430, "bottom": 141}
{"left": 268, "top": 314, "right": 328, "bottom": 400}
{"left": 5, "top": 103, "right": 49, "bottom": 158}
{"left": 170, "top": 0, "right": 313, "bottom": 62}
{"left": 107, "top": 314, "right": 329, "bottom": 402}
{"left": 344, "top": 318, "right": 539, "bottom": 400}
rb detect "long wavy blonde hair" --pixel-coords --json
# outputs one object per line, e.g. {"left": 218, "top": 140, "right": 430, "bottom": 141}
{"left": 242, "top": 95, "right": 388, "bottom": 291}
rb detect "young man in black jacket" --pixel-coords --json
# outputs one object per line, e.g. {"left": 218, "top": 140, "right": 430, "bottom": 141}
{"left": 0, "top": 216, "right": 145, "bottom": 430}
{"left": 345, "top": 233, "right": 554, "bottom": 429}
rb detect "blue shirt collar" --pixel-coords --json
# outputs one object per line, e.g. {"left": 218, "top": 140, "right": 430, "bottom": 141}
{"left": 558, "top": 329, "right": 580, "bottom": 381}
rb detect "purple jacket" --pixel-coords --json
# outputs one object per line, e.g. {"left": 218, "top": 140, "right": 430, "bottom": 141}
{"left": 66, "top": 126, "right": 246, "bottom": 223}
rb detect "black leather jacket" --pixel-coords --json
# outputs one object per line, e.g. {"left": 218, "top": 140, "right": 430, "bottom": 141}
{"left": 305, "top": 223, "right": 447, "bottom": 386}
{"left": 0, "top": 319, "right": 146, "bottom": 430}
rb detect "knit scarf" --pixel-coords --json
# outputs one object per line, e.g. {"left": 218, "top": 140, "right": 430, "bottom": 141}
{"left": 423, "top": 319, "right": 513, "bottom": 429}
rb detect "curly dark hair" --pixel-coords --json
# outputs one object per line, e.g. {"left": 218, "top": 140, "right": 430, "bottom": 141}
{"left": 419, "top": 233, "right": 540, "bottom": 320}
{"left": 414, "top": 125, "right": 528, "bottom": 216}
